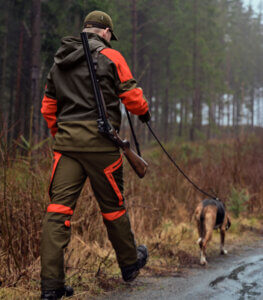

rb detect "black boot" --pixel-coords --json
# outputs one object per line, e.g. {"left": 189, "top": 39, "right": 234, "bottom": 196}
{"left": 121, "top": 245, "right": 148, "bottom": 282}
{"left": 41, "top": 285, "right": 74, "bottom": 299}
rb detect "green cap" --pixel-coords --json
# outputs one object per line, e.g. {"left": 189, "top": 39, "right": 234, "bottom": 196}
{"left": 83, "top": 10, "right": 118, "bottom": 41}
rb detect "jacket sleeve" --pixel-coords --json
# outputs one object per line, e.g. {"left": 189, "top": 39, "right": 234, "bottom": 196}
{"left": 41, "top": 70, "right": 58, "bottom": 137}
{"left": 100, "top": 48, "right": 149, "bottom": 115}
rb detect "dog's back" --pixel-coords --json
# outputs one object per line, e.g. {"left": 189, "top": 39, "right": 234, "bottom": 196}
{"left": 202, "top": 199, "right": 225, "bottom": 227}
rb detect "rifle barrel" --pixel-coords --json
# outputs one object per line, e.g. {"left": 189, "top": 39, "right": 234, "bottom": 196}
{"left": 80, "top": 32, "right": 107, "bottom": 126}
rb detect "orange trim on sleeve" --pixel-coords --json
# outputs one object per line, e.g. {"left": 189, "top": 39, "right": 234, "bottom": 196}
{"left": 41, "top": 94, "right": 58, "bottom": 136}
{"left": 47, "top": 204, "right": 74, "bottom": 215}
{"left": 102, "top": 209, "right": 126, "bottom": 221}
{"left": 100, "top": 48, "right": 132, "bottom": 83}
{"left": 120, "top": 88, "right": 148, "bottom": 115}
{"left": 104, "top": 155, "right": 124, "bottom": 206}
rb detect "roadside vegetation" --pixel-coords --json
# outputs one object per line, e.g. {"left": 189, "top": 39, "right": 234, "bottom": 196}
{"left": 1, "top": 132, "right": 263, "bottom": 299}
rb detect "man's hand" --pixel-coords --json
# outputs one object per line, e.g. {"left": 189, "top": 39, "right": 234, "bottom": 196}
{"left": 138, "top": 111, "right": 151, "bottom": 123}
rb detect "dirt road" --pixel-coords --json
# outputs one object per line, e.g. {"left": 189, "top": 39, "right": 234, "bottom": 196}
{"left": 98, "top": 241, "right": 263, "bottom": 300}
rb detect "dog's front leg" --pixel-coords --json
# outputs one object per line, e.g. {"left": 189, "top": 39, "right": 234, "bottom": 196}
{"left": 220, "top": 228, "right": 227, "bottom": 255}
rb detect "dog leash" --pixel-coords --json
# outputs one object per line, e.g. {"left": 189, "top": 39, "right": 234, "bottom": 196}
{"left": 125, "top": 108, "right": 141, "bottom": 156}
{"left": 146, "top": 122, "right": 219, "bottom": 200}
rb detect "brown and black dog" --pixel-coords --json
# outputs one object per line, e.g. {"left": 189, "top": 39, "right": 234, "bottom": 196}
{"left": 194, "top": 199, "right": 231, "bottom": 265}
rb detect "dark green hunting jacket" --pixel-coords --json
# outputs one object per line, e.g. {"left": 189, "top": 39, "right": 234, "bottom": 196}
{"left": 41, "top": 33, "right": 148, "bottom": 152}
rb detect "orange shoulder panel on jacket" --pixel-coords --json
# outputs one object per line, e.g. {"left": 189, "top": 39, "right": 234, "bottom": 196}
{"left": 100, "top": 48, "right": 133, "bottom": 83}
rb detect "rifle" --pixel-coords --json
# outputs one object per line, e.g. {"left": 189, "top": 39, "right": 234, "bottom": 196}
{"left": 80, "top": 32, "right": 148, "bottom": 178}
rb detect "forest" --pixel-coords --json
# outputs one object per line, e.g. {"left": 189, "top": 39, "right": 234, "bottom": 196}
{"left": 1, "top": 0, "right": 263, "bottom": 298}
{"left": 0, "top": 0, "right": 263, "bottom": 144}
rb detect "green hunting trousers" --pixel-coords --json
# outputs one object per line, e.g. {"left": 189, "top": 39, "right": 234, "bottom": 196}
{"left": 40, "top": 151, "right": 137, "bottom": 290}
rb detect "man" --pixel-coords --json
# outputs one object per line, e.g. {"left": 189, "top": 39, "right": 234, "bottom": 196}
{"left": 40, "top": 10, "right": 150, "bottom": 300}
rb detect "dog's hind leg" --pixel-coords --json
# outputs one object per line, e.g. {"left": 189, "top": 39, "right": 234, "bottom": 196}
{"left": 195, "top": 204, "right": 203, "bottom": 247}
{"left": 196, "top": 221, "right": 203, "bottom": 247}
{"left": 220, "top": 228, "right": 227, "bottom": 255}
{"left": 200, "top": 233, "right": 212, "bottom": 265}
{"left": 200, "top": 216, "right": 213, "bottom": 265}
{"left": 200, "top": 245, "right": 207, "bottom": 265}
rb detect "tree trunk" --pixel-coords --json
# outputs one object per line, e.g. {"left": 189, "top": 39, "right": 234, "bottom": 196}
{"left": 147, "top": 60, "right": 153, "bottom": 143}
{"left": 227, "top": 95, "right": 230, "bottom": 128}
{"left": 31, "top": 0, "right": 41, "bottom": 142}
{"left": 190, "top": 0, "right": 201, "bottom": 141}
{"left": 178, "top": 98, "right": 183, "bottom": 137}
{"left": 131, "top": 0, "right": 137, "bottom": 77}
{"left": 13, "top": 22, "right": 24, "bottom": 141}
{"left": 128, "top": 0, "right": 138, "bottom": 147}
{"left": 0, "top": 0, "right": 12, "bottom": 121}
{"left": 250, "top": 87, "right": 254, "bottom": 128}
{"left": 154, "top": 90, "right": 160, "bottom": 134}
{"left": 184, "top": 98, "right": 190, "bottom": 137}
{"left": 162, "top": 56, "right": 170, "bottom": 142}
{"left": 207, "top": 100, "right": 215, "bottom": 139}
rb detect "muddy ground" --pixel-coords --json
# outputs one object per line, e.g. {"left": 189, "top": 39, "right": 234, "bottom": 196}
{"left": 94, "top": 240, "right": 263, "bottom": 300}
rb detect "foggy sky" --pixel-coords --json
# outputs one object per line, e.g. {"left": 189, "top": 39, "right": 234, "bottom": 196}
{"left": 243, "top": 0, "right": 262, "bottom": 12}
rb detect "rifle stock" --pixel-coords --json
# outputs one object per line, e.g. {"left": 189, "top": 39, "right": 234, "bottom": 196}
{"left": 123, "top": 147, "right": 148, "bottom": 178}
{"left": 113, "top": 133, "right": 148, "bottom": 178}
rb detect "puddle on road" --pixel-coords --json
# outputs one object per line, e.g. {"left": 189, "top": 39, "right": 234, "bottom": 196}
{"left": 209, "top": 256, "right": 263, "bottom": 299}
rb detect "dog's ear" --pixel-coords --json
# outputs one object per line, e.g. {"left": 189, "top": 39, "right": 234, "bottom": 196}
{"left": 226, "top": 215, "right": 231, "bottom": 230}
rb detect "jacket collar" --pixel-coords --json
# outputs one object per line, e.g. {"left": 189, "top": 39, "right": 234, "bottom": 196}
{"left": 85, "top": 32, "right": 112, "bottom": 48}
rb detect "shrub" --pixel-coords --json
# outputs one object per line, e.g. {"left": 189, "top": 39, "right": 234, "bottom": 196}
{"left": 228, "top": 187, "right": 249, "bottom": 218}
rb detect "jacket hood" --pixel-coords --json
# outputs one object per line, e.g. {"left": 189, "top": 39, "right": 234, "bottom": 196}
{"left": 54, "top": 33, "right": 111, "bottom": 70}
